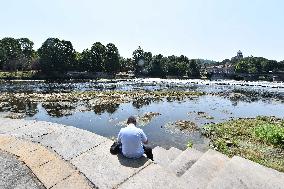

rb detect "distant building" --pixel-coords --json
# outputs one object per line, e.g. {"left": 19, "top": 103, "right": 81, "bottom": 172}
{"left": 237, "top": 50, "right": 243, "bottom": 59}
{"left": 231, "top": 50, "right": 244, "bottom": 63}
{"left": 223, "top": 63, "right": 235, "bottom": 74}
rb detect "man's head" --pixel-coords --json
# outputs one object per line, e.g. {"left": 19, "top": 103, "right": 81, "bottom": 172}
{"left": 127, "top": 116, "right": 137, "bottom": 125}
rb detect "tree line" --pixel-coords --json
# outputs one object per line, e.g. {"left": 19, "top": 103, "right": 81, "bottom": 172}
{"left": 234, "top": 57, "right": 284, "bottom": 74}
{"left": 0, "top": 37, "right": 201, "bottom": 78}
{"left": 0, "top": 37, "right": 283, "bottom": 79}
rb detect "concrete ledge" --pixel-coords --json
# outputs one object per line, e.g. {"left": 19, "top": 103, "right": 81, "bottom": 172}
{"left": 181, "top": 149, "right": 230, "bottom": 188}
{"left": 71, "top": 140, "right": 152, "bottom": 189}
{"left": 168, "top": 147, "right": 203, "bottom": 176}
{"left": 118, "top": 163, "right": 187, "bottom": 189}
{"left": 153, "top": 146, "right": 182, "bottom": 167}
{"left": 207, "top": 156, "right": 284, "bottom": 189}
{"left": 0, "top": 136, "right": 93, "bottom": 189}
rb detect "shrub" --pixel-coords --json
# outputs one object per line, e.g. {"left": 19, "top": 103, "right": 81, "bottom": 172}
{"left": 254, "top": 123, "right": 284, "bottom": 146}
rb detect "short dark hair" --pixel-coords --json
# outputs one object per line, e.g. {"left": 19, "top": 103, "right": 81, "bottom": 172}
{"left": 127, "top": 116, "right": 136, "bottom": 125}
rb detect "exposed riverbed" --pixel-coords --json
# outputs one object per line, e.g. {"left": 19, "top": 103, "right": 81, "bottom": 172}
{"left": 0, "top": 79, "right": 283, "bottom": 150}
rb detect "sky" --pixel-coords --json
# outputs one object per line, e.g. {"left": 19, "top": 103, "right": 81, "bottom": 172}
{"left": 1, "top": 0, "right": 284, "bottom": 61}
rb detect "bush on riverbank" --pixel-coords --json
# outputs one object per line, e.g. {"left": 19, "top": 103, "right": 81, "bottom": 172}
{"left": 254, "top": 122, "right": 284, "bottom": 147}
{"left": 202, "top": 116, "right": 284, "bottom": 172}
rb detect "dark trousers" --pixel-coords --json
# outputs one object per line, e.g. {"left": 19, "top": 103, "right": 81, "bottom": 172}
{"left": 143, "top": 145, "right": 153, "bottom": 161}
{"left": 110, "top": 142, "right": 153, "bottom": 160}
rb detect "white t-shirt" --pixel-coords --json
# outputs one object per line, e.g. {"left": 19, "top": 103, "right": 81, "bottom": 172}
{"left": 117, "top": 124, "right": 148, "bottom": 159}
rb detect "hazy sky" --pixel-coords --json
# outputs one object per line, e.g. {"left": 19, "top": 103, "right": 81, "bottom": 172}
{"left": 1, "top": 0, "right": 283, "bottom": 61}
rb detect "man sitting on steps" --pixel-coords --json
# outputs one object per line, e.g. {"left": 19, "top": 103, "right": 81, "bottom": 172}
{"left": 112, "top": 116, "right": 153, "bottom": 161}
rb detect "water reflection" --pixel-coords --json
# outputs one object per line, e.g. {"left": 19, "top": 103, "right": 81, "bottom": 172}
{"left": 0, "top": 92, "right": 282, "bottom": 119}
{"left": 0, "top": 98, "right": 38, "bottom": 117}
{"left": 0, "top": 79, "right": 282, "bottom": 123}
{"left": 91, "top": 103, "right": 120, "bottom": 114}
{"left": 132, "top": 98, "right": 153, "bottom": 109}
{"left": 42, "top": 102, "right": 76, "bottom": 117}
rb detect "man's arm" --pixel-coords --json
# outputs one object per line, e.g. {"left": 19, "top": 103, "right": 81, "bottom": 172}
{"left": 117, "top": 131, "right": 121, "bottom": 143}
{"left": 141, "top": 130, "right": 148, "bottom": 144}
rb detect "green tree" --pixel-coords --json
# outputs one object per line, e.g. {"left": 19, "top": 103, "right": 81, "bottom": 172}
{"left": 279, "top": 61, "right": 284, "bottom": 71}
{"left": 235, "top": 59, "right": 249, "bottom": 73}
{"left": 119, "top": 57, "right": 134, "bottom": 72}
{"left": 149, "top": 54, "right": 166, "bottom": 77}
{"left": 80, "top": 49, "right": 92, "bottom": 71}
{"left": 132, "top": 46, "right": 152, "bottom": 75}
{"left": 166, "top": 55, "right": 178, "bottom": 75}
{"left": 72, "top": 51, "right": 82, "bottom": 71}
{"left": 104, "top": 43, "right": 120, "bottom": 73}
{"left": 234, "top": 57, "right": 278, "bottom": 74}
{"left": 132, "top": 46, "right": 144, "bottom": 63}
{"left": 18, "top": 38, "right": 36, "bottom": 70}
{"left": 0, "top": 45, "right": 7, "bottom": 69}
{"left": 261, "top": 60, "right": 277, "bottom": 73}
{"left": 235, "top": 57, "right": 261, "bottom": 74}
{"left": 30, "top": 51, "right": 40, "bottom": 70}
{"left": 188, "top": 59, "right": 201, "bottom": 78}
{"left": 18, "top": 38, "right": 34, "bottom": 60}
{"left": 89, "top": 42, "right": 106, "bottom": 72}
{"left": 165, "top": 55, "right": 188, "bottom": 76}
{"left": 0, "top": 37, "right": 22, "bottom": 70}
{"left": 38, "top": 38, "right": 76, "bottom": 73}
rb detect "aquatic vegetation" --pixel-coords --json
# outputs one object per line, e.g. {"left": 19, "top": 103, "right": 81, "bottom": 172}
{"left": 117, "top": 112, "right": 161, "bottom": 127}
{"left": 188, "top": 111, "right": 215, "bottom": 120}
{"left": 215, "top": 87, "right": 284, "bottom": 103}
{"left": 202, "top": 116, "right": 284, "bottom": 172}
{"left": 175, "top": 120, "right": 199, "bottom": 131}
{"left": 0, "top": 90, "right": 204, "bottom": 118}
{"left": 4, "top": 112, "right": 26, "bottom": 119}
{"left": 139, "top": 112, "right": 161, "bottom": 124}
{"left": 42, "top": 102, "right": 76, "bottom": 117}
{"left": 165, "top": 120, "right": 199, "bottom": 133}
{"left": 91, "top": 104, "right": 120, "bottom": 115}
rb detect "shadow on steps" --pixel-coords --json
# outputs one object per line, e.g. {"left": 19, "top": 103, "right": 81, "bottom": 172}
{"left": 117, "top": 154, "right": 150, "bottom": 168}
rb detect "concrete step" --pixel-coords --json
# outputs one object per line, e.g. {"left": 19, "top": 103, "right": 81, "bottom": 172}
{"left": 168, "top": 148, "right": 203, "bottom": 176}
{"left": 169, "top": 147, "right": 183, "bottom": 157}
{"left": 0, "top": 118, "right": 34, "bottom": 134}
{"left": 0, "top": 118, "right": 107, "bottom": 160}
{"left": 32, "top": 126, "right": 108, "bottom": 160}
{"left": 118, "top": 163, "right": 187, "bottom": 189}
{"left": 152, "top": 146, "right": 182, "bottom": 167}
{"left": 6, "top": 121, "right": 65, "bottom": 140}
{"left": 181, "top": 149, "right": 230, "bottom": 189}
{"left": 207, "top": 156, "right": 284, "bottom": 189}
{"left": 71, "top": 140, "right": 152, "bottom": 189}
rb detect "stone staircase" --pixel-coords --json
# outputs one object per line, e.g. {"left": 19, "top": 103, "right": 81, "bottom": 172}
{"left": 150, "top": 146, "right": 284, "bottom": 189}
{"left": 0, "top": 118, "right": 284, "bottom": 189}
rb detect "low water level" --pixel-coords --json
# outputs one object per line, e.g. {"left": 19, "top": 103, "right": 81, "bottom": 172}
{"left": 0, "top": 79, "right": 283, "bottom": 150}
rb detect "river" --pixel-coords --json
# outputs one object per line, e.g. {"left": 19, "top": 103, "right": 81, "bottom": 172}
{"left": 0, "top": 78, "right": 283, "bottom": 150}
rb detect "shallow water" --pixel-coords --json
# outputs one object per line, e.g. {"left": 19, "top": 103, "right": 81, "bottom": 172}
{"left": 0, "top": 79, "right": 283, "bottom": 150}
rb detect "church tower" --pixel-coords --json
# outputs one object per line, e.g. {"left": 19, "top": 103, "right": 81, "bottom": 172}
{"left": 237, "top": 50, "right": 243, "bottom": 59}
